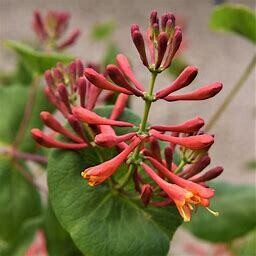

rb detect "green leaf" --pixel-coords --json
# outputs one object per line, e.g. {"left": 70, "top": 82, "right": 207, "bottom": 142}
{"left": 0, "top": 217, "right": 42, "bottom": 256}
{"left": 91, "top": 21, "right": 116, "bottom": 41}
{"left": 232, "top": 229, "right": 256, "bottom": 256}
{"left": 0, "top": 158, "right": 41, "bottom": 249}
{"left": 5, "top": 40, "right": 74, "bottom": 74}
{"left": 210, "top": 4, "right": 256, "bottom": 44}
{"left": 185, "top": 181, "right": 256, "bottom": 242}
{"left": 47, "top": 107, "right": 182, "bottom": 256}
{"left": 0, "top": 84, "right": 54, "bottom": 152}
{"left": 44, "top": 203, "right": 82, "bottom": 256}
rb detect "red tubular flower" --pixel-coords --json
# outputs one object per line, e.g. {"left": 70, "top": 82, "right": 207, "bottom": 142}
{"left": 109, "top": 93, "right": 129, "bottom": 120}
{"left": 84, "top": 68, "right": 133, "bottom": 95}
{"left": 106, "top": 64, "right": 144, "bottom": 97}
{"left": 140, "top": 184, "right": 153, "bottom": 206}
{"left": 81, "top": 137, "right": 141, "bottom": 186}
{"left": 189, "top": 166, "right": 224, "bottom": 183}
{"left": 146, "top": 157, "right": 215, "bottom": 199}
{"left": 116, "top": 54, "right": 145, "bottom": 91}
{"left": 150, "top": 130, "right": 214, "bottom": 150}
{"left": 40, "top": 111, "right": 84, "bottom": 143}
{"left": 77, "top": 77, "right": 87, "bottom": 108}
{"left": 164, "top": 82, "right": 223, "bottom": 102}
{"left": 141, "top": 162, "right": 199, "bottom": 222}
{"left": 31, "top": 129, "right": 87, "bottom": 149}
{"left": 72, "top": 106, "right": 134, "bottom": 127}
{"left": 95, "top": 132, "right": 136, "bottom": 148}
{"left": 156, "top": 66, "right": 198, "bottom": 99}
{"left": 151, "top": 116, "right": 204, "bottom": 133}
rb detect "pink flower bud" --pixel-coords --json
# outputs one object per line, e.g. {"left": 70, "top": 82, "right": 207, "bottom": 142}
{"left": 106, "top": 64, "right": 143, "bottom": 96}
{"left": 57, "top": 29, "right": 80, "bottom": 50}
{"left": 85, "top": 84, "right": 102, "bottom": 110}
{"left": 72, "top": 106, "right": 134, "bottom": 127}
{"left": 161, "top": 13, "right": 175, "bottom": 31}
{"left": 77, "top": 77, "right": 87, "bottom": 107}
{"left": 163, "top": 26, "right": 182, "bottom": 69}
{"left": 164, "top": 82, "right": 223, "bottom": 101}
{"left": 190, "top": 166, "right": 223, "bottom": 183}
{"left": 130, "top": 24, "right": 140, "bottom": 35}
{"left": 151, "top": 117, "right": 204, "bottom": 133}
{"left": 40, "top": 111, "right": 83, "bottom": 143}
{"left": 109, "top": 93, "right": 129, "bottom": 120}
{"left": 95, "top": 132, "right": 136, "bottom": 147}
{"left": 179, "top": 155, "right": 211, "bottom": 179}
{"left": 150, "top": 130, "right": 214, "bottom": 150}
{"left": 53, "top": 68, "right": 64, "bottom": 84}
{"left": 57, "top": 84, "right": 72, "bottom": 113}
{"left": 31, "top": 128, "right": 87, "bottom": 149}
{"left": 156, "top": 66, "right": 198, "bottom": 99}
{"left": 84, "top": 68, "right": 133, "bottom": 95}
{"left": 141, "top": 184, "right": 153, "bottom": 206}
{"left": 155, "top": 32, "right": 168, "bottom": 69}
{"left": 116, "top": 54, "right": 145, "bottom": 91}
{"left": 75, "top": 59, "right": 84, "bottom": 77}
{"left": 81, "top": 137, "right": 141, "bottom": 186}
{"left": 131, "top": 30, "right": 149, "bottom": 67}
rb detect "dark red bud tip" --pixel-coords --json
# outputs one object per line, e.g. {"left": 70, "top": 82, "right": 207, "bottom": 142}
{"left": 131, "top": 30, "right": 149, "bottom": 67}
{"left": 31, "top": 128, "right": 87, "bottom": 149}
{"left": 57, "top": 29, "right": 80, "bottom": 50}
{"left": 77, "top": 77, "right": 87, "bottom": 107}
{"left": 190, "top": 166, "right": 224, "bottom": 183}
{"left": 116, "top": 54, "right": 145, "bottom": 91}
{"left": 156, "top": 66, "right": 198, "bottom": 98}
{"left": 106, "top": 64, "right": 143, "bottom": 97}
{"left": 164, "top": 146, "right": 173, "bottom": 170}
{"left": 84, "top": 68, "right": 132, "bottom": 95}
{"left": 179, "top": 155, "right": 211, "bottom": 178}
{"left": 141, "top": 184, "right": 153, "bottom": 206}
{"left": 164, "top": 82, "right": 223, "bottom": 102}
{"left": 130, "top": 24, "right": 140, "bottom": 35}
{"left": 161, "top": 12, "right": 175, "bottom": 31}
{"left": 44, "top": 70, "right": 55, "bottom": 88}
{"left": 155, "top": 32, "right": 169, "bottom": 69}
{"left": 150, "top": 10, "right": 158, "bottom": 25}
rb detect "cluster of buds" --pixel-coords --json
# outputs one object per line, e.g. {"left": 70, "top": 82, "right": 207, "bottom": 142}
{"left": 32, "top": 10, "right": 80, "bottom": 50}
{"left": 32, "top": 10, "right": 223, "bottom": 222}
{"left": 131, "top": 11, "right": 182, "bottom": 72}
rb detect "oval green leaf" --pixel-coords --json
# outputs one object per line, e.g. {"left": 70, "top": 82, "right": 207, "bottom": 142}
{"left": 210, "top": 4, "right": 256, "bottom": 44}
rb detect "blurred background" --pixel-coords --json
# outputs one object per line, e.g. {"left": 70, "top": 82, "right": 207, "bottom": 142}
{"left": 0, "top": 0, "right": 255, "bottom": 255}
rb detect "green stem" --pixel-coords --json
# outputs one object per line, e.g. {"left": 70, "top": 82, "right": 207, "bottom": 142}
{"left": 205, "top": 54, "right": 256, "bottom": 131}
{"left": 174, "top": 160, "right": 186, "bottom": 174}
{"left": 117, "top": 72, "right": 158, "bottom": 189}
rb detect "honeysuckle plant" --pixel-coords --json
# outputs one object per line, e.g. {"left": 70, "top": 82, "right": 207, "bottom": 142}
{"left": 1, "top": 5, "right": 255, "bottom": 256}
{"left": 29, "top": 10, "right": 224, "bottom": 255}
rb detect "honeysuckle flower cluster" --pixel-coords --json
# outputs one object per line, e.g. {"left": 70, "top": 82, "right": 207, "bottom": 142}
{"left": 31, "top": 10, "right": 224, "bottom": 222}
{"left": 33, "top": 10, "right": 80, "bottom": 50}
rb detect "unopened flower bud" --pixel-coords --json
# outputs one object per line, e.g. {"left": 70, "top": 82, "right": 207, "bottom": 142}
{"left": 44, "top": 70, "right": 55, "bottom": 88}
{"left": 164, "top": 82, "right": 223, "bottom": 101}
{"left": 156, "top": 66, "right": 198, "bottom": 98}
{"left": 77, "top": 77, "right": 87, "bottom": 107}
{"left": 155, "top": 32, "right": 168, "bottom": 69}
{"left": 57, "top": 84, "right": 72, "bottom": 113}
{"left": 164, "top": 146, "right": 173, "bottom": 170}
{"left": 57, "top": 29, "right": 80, "bottom": 50}
{"left": 190, "top": 166, "right": 223, "bottom": 182}
{"left": 141, "top": 184, "right": 153, "bottom": 206}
